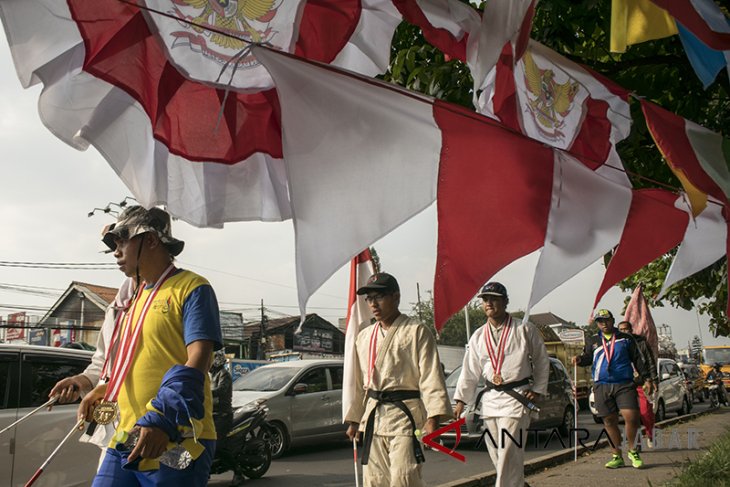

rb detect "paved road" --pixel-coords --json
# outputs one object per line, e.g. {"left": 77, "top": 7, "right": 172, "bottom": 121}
{"left": 209, "top": 402, "right": 712, "bottom": 486}
{"left": 210, "top": 410, "right": 603, "bottom": 486}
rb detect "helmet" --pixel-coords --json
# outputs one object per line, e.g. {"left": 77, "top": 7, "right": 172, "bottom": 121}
{"left": 212, "top": 349, "right": 227, "bottom": 368}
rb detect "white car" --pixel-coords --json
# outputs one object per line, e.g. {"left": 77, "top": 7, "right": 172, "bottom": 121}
{"left": 231, "top": 359, "right": 344, "bottom": 458}
{"left": 654, "top": 358, "right": 692, "bottom": 421}
{"left": 0, "top": 344, "right": 99, "bottom": 487}
{"left": 588, "top": 357, "right": 691, "bottom": 423}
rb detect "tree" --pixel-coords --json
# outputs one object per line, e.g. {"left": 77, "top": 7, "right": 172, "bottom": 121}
{"left": 388, "top": 0, "right": 730, "bottom": 336}
{"left": 411, "top": 292, "right": 484, "bottom": 346}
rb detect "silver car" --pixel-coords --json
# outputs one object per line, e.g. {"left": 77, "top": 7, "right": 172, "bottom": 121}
{"left": 0, "top": 344, "right": 99, "bottom": 487}
{"left": 231, "top": 359, "right": 345, "bottom": 458}
{"left": 443, "top": 357, "right": 576, "bottom": 441}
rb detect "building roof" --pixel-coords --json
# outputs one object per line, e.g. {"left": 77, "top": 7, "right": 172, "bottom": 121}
{"left": 39, "top": 281, "right": 118, "bottom": 325}
{"left": 243, "top": 313, "right": 342, "bottom": 339}
{"left": 529, "top": 312, "right": 577, "bottom": 328}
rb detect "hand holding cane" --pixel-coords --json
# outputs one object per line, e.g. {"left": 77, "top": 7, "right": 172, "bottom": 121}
{"left": 24, "top": 417, "right": 85, "bottom": 487}
{"left": 0, "top": 396, "right": 58, "bottom": 436}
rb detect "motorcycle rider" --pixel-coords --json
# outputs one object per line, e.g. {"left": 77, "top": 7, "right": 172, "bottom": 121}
{"left": 210, "top": 350, "right": 234, "bottom": 441}
{"left": 706, "top": 363, "right": 728, "bottom": 406}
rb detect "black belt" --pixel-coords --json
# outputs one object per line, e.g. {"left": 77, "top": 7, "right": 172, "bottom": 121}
{"left": 360, "top": 390, "right": 423, "bottom": 465}
{"left": 474, "top": 377, "right": 540, "bottom": 413}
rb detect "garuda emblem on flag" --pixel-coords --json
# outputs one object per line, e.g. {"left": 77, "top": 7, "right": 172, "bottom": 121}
{"left": 522, "top": 50, "right": 579, "bottom": 141}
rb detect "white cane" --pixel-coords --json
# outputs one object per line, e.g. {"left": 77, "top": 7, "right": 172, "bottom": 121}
{"left": 352, "top": 437, "right": 360, "bottom": 487}
{"left": 0, "top": 396, "right": 58, "bottom": 436}
{"left": 573, "top": 361, "right": 578, "bottom": 462}
{"left": 24, "top": 417, "right": 84, "bottom": 487}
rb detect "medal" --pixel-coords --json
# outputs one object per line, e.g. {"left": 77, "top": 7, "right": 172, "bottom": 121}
{"left": 484, "top": 317, "right": 512, "bottom": 386}
{"left": 93, "top": 400, "right": 118, "bottom": 425}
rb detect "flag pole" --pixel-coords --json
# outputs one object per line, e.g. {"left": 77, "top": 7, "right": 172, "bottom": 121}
{"left": 352, "top": 437, "right": 360, "bottom": 487}
{"left": 573, "top": 360, "right": 578, "bottom": 462}
{"left": 0, "top": 396, "right": 58, "bottom": 436}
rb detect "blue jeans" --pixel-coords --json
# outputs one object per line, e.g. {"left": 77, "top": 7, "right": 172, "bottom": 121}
{"left": 91, "top": 440, "right": 215, "bottom": 487}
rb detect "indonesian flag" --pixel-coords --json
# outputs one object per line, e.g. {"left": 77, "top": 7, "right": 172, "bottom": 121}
{"left": 393, "top": 0, "right": 481, "bottom": 63}
{"left": 593, "top": 190, "right": 690, "bottom": 308}
{"left": 468, "top": 0, "right": 537, "bottom": 101}
{"left": 476, "top": 40, "right": 633, "bottom": 188}
{"left": 651, "top": 0, "right": 730, "bottom": 51}
{"left": 342, "top": 249, "right": 375, "bottom": 421}
{"left": 0, "top": 0, "right": 404, "bottom": 227}
{"left": 253, "top": 45, "right": 557, "bottom": 329}
{"left": 660, "top": 199, "right": 727, "bottom": 299}
{"left": 624, "top": 284, "right": 659, "bottom": 363}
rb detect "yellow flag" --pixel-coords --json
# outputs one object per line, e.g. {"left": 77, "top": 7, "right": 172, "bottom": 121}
{"left": 611, "top": 0, "right": 678, "bottom": 53}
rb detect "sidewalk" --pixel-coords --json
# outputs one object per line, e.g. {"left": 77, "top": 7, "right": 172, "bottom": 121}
{"left": 437, "top": 407, "right": 730, "bottom": 487}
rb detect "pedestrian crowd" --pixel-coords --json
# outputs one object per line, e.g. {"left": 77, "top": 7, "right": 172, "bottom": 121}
{"left": 46, "top": 205, "right": 659, "bottom": 487}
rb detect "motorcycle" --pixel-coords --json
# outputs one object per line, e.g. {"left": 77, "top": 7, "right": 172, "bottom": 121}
{"left": 210, "top": 400, "right": 273, "bottom": 485}
{"left": 707, "top": 378, "right": 728, "bottom": 408}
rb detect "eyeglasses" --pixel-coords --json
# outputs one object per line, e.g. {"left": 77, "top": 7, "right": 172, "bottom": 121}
{"left": 364, "top": 294, "right": 388, "bottom": 304}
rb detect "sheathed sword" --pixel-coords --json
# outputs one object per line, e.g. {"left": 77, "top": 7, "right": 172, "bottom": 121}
{"left": 24, "top": 417, "right": 85, "bottom": 487}
{"left": 0, "top": 396, "right": 58, "bottom": 436}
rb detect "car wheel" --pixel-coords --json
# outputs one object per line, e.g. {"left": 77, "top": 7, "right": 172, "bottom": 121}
{"left": 655, "top": 400, "right": 666, "bottom": 422}
{"left": 558, "top": 406, "right": 575, "bottom": 437}
{"left": 678, "top": 395, "right": 690, "bottom": 416}
{"left": 698, "top": 391, "right": 705, "bottom": 403}
{"left": 259, "top": 421, "right": 289, "bottom": 459}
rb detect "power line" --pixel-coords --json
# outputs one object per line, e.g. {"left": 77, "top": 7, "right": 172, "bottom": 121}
{"left": 0, "top": 261, "right": 116, "bottom": 270}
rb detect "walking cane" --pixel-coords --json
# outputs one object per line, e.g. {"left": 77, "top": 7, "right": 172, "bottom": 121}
{"left": 352, "top": 437, "right": 360, "bottom": 487}
{"left": 573, "top": 361, "right": 578, "bottom": 462}
{"left": 0, "top": 396, "right": 58, "bottom": 436}
{"left": 24, "top": 418, "right": 84, "bottom": 487}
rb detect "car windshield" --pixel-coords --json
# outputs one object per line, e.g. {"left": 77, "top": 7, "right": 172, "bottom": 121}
{"left": 232, "top": 366, "right": 299, "bottom": 392}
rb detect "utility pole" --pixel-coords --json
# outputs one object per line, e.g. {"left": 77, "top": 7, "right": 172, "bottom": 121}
{"left": 259, "top": 299, "right": 268, "bottom": 360}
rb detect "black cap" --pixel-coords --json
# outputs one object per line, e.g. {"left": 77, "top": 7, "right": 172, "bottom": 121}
{"left": 477, "top": 281, "right": 508, "bottom": 299}
{"left": 356, "top": 273, "right": 400, "bottom": 295}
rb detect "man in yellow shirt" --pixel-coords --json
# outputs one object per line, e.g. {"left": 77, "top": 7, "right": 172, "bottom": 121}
{"left": 78, "top": 206, "right": 222, "bottom": 486}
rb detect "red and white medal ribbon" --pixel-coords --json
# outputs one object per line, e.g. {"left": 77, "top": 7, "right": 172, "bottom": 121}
{"left": 366, "top": 322, "right": 381, "bottom": 388}
{"left": 102, "top": 264, "right": 177, "bottom": 402}
{"left": 483, "top": 316, "right": 512, "bottom": 382}
{"left": 601, "top": 333, "right": 616, "bottom": 366}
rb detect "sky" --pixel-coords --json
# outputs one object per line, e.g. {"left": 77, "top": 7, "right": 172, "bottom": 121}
{"left": 0, "top": 35, "right": 728, "bottom": 351}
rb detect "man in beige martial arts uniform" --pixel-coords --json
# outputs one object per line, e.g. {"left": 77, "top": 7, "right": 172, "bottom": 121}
{"left": 345, "top": 273, "right": 452, "bottom": 487}
{"left": 454, "top": 282, "right": 549, "bottom": 487}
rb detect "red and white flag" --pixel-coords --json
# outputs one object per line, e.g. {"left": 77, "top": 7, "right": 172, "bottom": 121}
{"left": 624, "top": 284, "right": 659, "bottom": 362}
{"left": 253, "top": 45, "right": 641, "bottom": 331}
{"left": 476, "top": 40, "right": 633, "bottom": 187}
{"left": 342, "top": 249, "right": 375, "bottom": 421}
{"left": 593, "top": 190, "right": 690, "bottom": 309}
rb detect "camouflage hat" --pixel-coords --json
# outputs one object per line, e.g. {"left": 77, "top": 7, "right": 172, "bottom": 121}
{"left": 593, "top": 309, "right": 614, "bottom": 321}
{"left": 101, "top": 205, "right": 184, "bottom": 256}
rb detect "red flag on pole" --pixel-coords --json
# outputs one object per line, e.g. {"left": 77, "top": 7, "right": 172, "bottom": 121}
{"left": 624, "top": 284, "right": 659, "bottom": 361}
{"left": 342, "top": 249, "right": 375, "bottom": 421}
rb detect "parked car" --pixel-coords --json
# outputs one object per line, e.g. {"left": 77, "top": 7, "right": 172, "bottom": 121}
{"left": 588, "top": 358, "right": 692, "bottom": 423}
{"left": 677, "top": 362, "right": 705, "bottom": 403}
{"left": 231, "top": 359, "right": 345, "bottom": 458}
{"left": 0, "top": 344, "right": 99, "bottom": 487}
{"left": 442, "top": 357, "right": 575, "bottom": 442}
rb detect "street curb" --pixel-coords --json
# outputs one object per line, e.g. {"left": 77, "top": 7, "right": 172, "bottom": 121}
{"left": 435, "top": 407, "right": 716, "bottom": 487}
